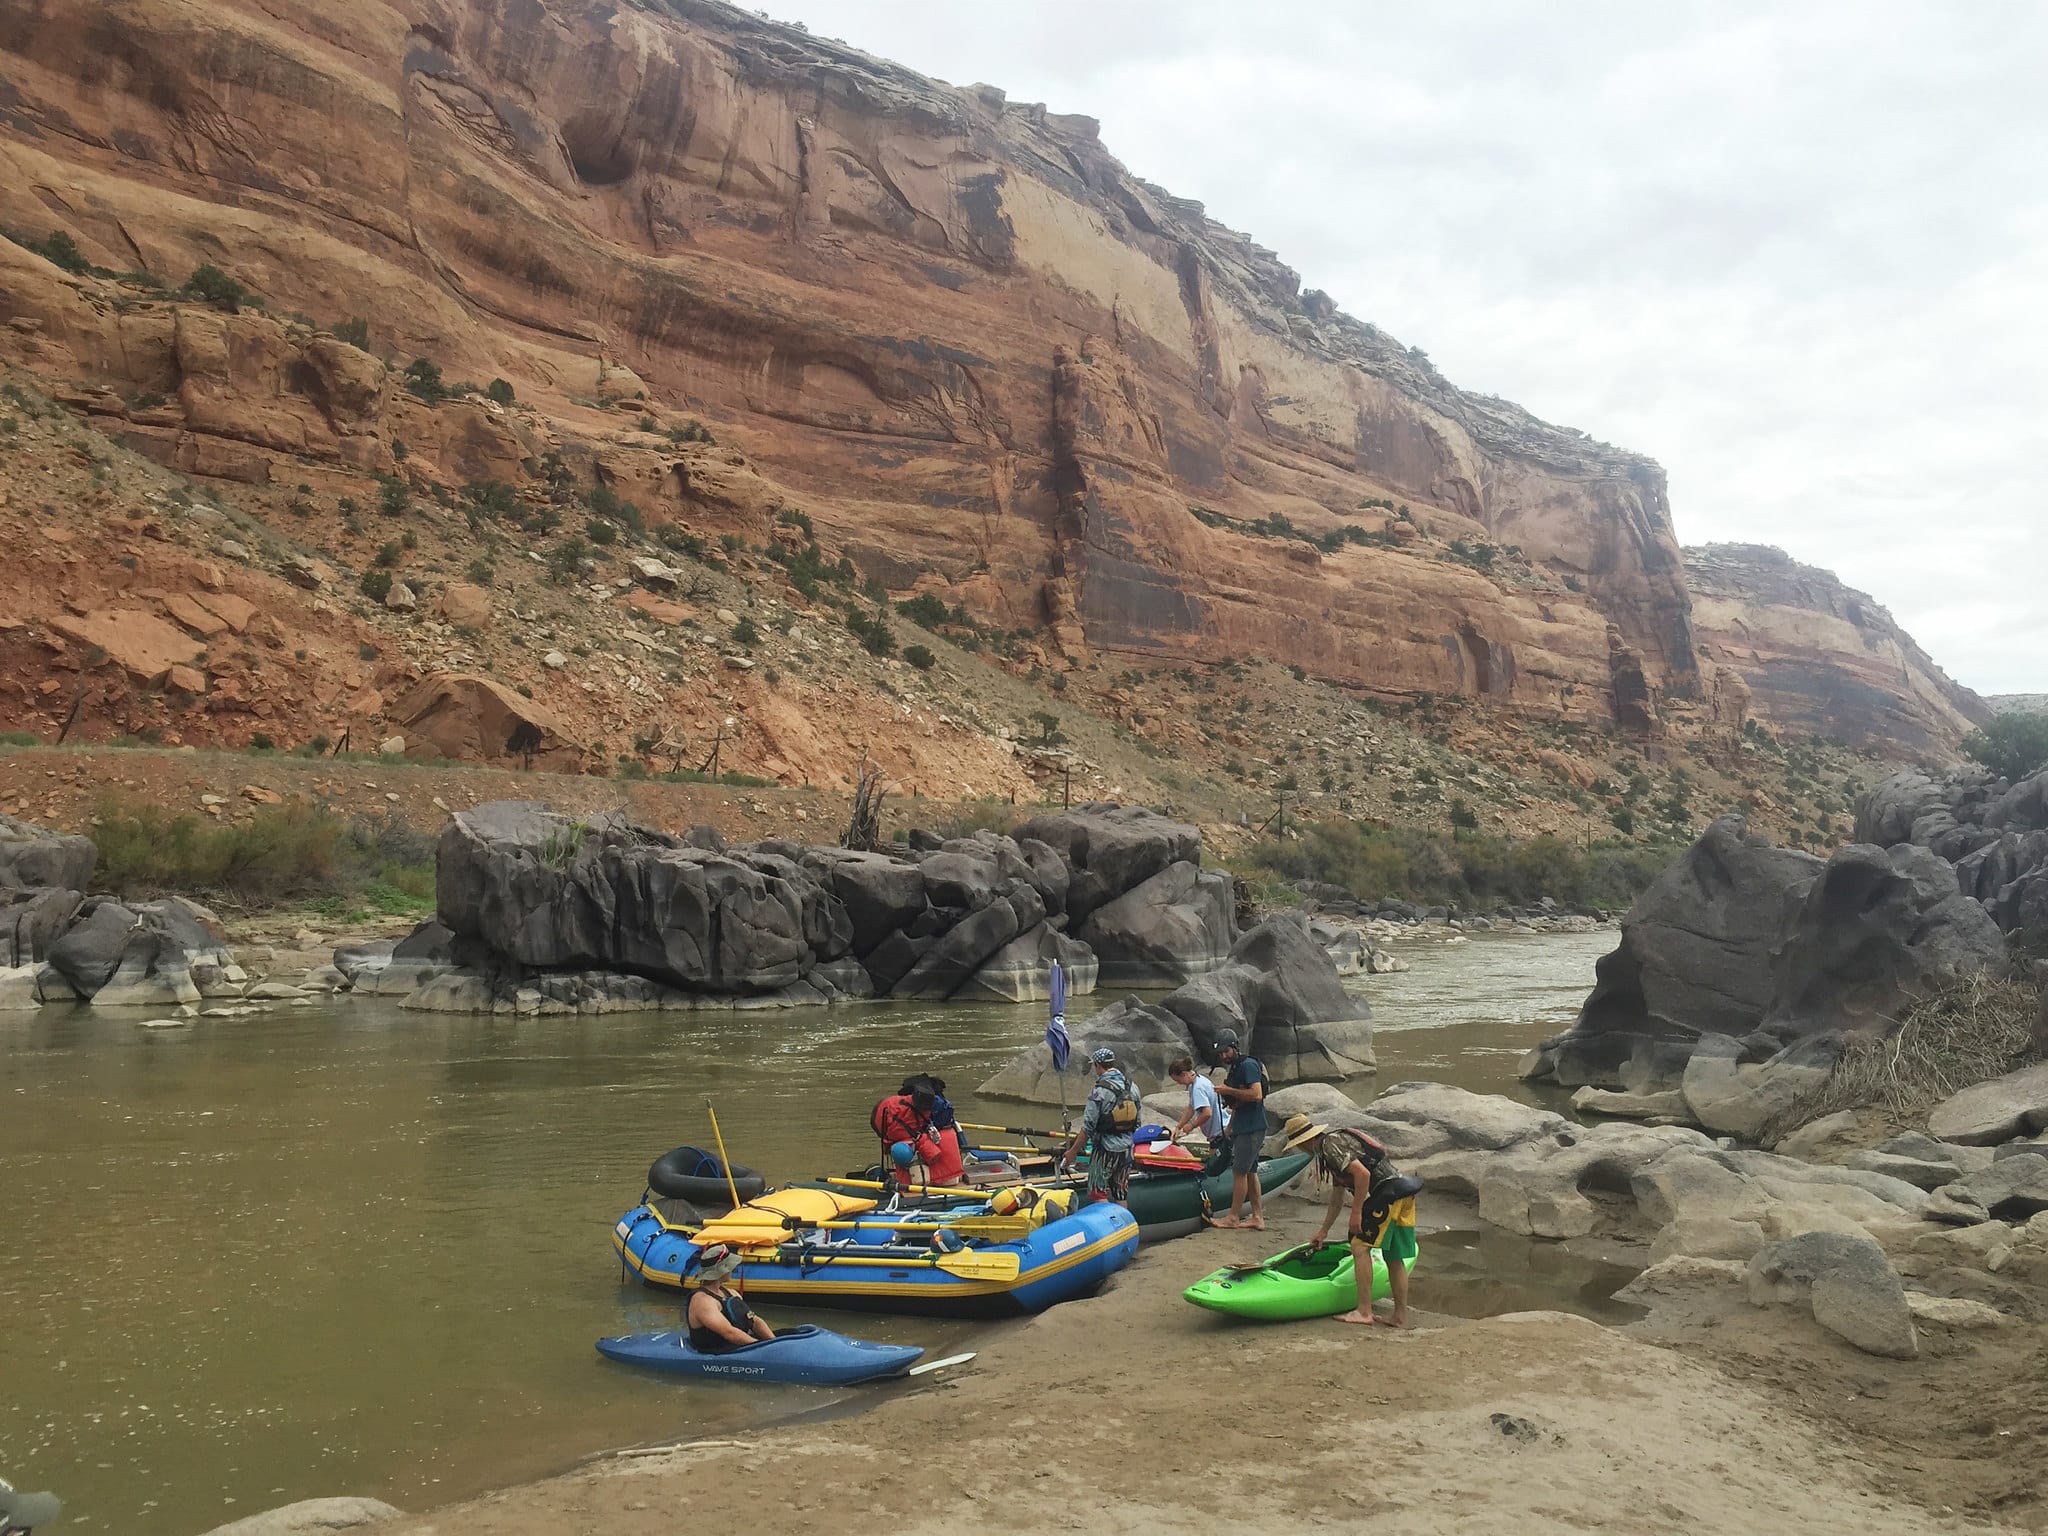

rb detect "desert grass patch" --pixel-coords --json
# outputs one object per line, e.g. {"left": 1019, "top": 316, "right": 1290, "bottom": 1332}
{"left": 1786, "top": 971, "right": 2044, "bottom": 1128}
{"left": 91, "top": 794, "right": 436, "bottom": 911}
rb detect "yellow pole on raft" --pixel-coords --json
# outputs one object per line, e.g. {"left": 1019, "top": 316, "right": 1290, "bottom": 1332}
{"left": 704, "top": 1099, "right": 743, "bottom": 1213}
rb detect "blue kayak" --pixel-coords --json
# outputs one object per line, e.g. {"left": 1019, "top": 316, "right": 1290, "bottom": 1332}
{"left": 595, "top": 1323, "right": 924, "bottom": 1385}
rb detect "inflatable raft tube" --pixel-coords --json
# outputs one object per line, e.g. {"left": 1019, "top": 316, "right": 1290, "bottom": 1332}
{"left": 647, "top": 1145, "right": 767, "bottom": 1213}
{"left": 595, "top": 1324, "right": 923, "bottom": 1385}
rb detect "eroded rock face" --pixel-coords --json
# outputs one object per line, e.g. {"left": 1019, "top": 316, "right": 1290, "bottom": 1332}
{"left": 415, "top": 800, "right": 1265, "bottom": 1011}
{"left": 0, "top": 0, "right": 1712, "bottom": 725}
{"left": 1857, "top": 765, "right": 2048, "bottom": 945}
{"left": 0, "top": 813, "right": 96, "bottom": 892}
{"left": 1685, "top": 544, "right": 1987, "bottom": 755}
{"left": 436, "top": 803, "right": 841, "bottom": 993}
{"left": 1527, "top": 816, "right": 2008, "bottom": 1114}
{"left": 979, "top": 915, "right": 1373, "bottom": 1102}
{"left": 1763, "top": 842, "right": 2008, "bottom": 1036}
{"left": 1528, "top": 816, "right": 1821, "bottom": 1088}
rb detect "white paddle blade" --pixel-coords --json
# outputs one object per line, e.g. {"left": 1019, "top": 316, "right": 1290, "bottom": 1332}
{"left": 906, "top": 1351, "right": 977, "bottom": 1376}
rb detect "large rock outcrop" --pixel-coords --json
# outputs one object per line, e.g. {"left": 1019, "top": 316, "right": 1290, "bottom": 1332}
{"left": 407, "top": 800, "right": 1228, "bottom": 1014}
{"left": 978, "top": 913, "right": 1372, "bottom": 1102}
{"left": 1685, "top": 544, "right": 1987, "bottom": 755}
{"left": 0, "top": 0, "right": 1712, "bottom": 728}
{"left": 0, "top": 812, "right": 96, "bottom": 892}
{"left": 1858, "top": 766, "right": 2048, "bottom": 944}
{"left": 1525, "top": 816, "right": 2008, "bottom": 1130}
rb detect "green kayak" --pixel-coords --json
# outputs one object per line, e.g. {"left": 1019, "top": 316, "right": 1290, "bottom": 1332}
{"left": 1182, "top": 1239, "right": 1418, "bottom": 1320}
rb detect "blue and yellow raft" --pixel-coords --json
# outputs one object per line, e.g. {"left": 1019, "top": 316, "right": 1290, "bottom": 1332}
{"left": 612, "top": 1186, "right": 1139, "bottom": 1318}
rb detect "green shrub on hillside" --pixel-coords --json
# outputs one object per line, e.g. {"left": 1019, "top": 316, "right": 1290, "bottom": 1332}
{"left": 1244, "top": 818, "right": 1672, "bottom": 913}
{"left": 91, "top": 796, "right": 435, "bottom": 910}
{"left": 1962, "top": 711, "right": 2048, "bottom": 782}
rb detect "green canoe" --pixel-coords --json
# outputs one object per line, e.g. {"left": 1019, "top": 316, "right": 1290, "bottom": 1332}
{"left": 1124, "top": 1151, "right": 1314, "bottom": 1242}
{"left": 1182, "top": 1239, "right": 1418, "bottom": 1320}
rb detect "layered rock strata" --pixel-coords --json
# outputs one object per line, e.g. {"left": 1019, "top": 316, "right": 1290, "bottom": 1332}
{"left": 0, "top": 0, "right": 1708, "bottom": 728}
{"left": 1685, "top": 544, "right": 1987, "bottom": 755}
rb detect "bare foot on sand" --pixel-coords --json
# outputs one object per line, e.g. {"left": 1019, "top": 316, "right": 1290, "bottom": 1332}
{"left": 1244, "top": 1217, "right": 1266, "bottom": 1230}
{"left": 1210, "top": 1216, "right": 1242, "bottom": 1229}
{"left": 1336, "top": 1310, "right": 1376, "bottom": 1325}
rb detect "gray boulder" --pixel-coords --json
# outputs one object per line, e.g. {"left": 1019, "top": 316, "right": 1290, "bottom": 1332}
{"left": 0, "top": 812, "right": 96, "bottom": 892}
{"left": 916, "top": 848, "right": 1002, "bottom": 913}
{"left": 1013, "top": 804, "right": 1200, "bottom": 923}
{"left": 1, "top": 885, "right": 83, "bottom": 968}
{"left": 1077, "top": 860, "right": 1235, "bottom": 987}
{"left": 93, "top": 898, "right": 235, "bottom": 1007}
{"left": 338, "top": 919, "right": 458, "bottom": 997}
{"left": 1160, "top": 914, "right": 1373, "bottom": 1080}
{"left": 1745, "top": 1231, "right": 1918, "bottom": 1358}
{"left": 1526, "top": 816, "right": 1821, "bottom": 1087}
{"left": 807, "top": 850, "right": 926, "bottom": 955}
{"left": 194, "top": 1496, "right": 402, "bottom": 1535}
{"left": 1940, "top": 1153, "right": 2048, "bottom": 1220}
{"left": 1928, "top": 1061, "right": 2048, "bottom": 1145}
{"left": 436, "top": 803, "right": 848, "bottom": 993}
{"left": 45, "top": 898, "right": 138, "bottom": 996}
{"left": 1763, "top": 842, "right": 2008, "bottom": 1037}
{"left": 956, "top": 922, "right": 1097, "bottom": 1003}
{"left": 977, "top": 995, "right": 1189, "bottom": 1103}
{"left": 1679, "top": 1034, "right": 1837, "bottom": 1142}
{"left": 892, "top": 885, "right": 1045, "bottom": 1000}
{"left": 1853, "top": 769, "right": 1947, "bottom": 848}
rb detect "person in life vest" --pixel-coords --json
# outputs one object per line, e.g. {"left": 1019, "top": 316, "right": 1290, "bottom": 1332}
{"left": 1288, "top": 1113, "right": 1420, "bottom": 1327}
{"left": 904, "top": 1073, "right": 968, "bottom": 1185}
{"left": 687, "top": 1243, "right": 775, "bottom": 1353}
{"left": 872, "top": 1083, "right": 940, "bottom": 1188}
{"left": 1058, "top": 1047, "right": 1139, "bottom": 1205}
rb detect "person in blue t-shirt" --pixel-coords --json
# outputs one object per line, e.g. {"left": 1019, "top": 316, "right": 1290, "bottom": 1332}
{"left": 1210, "top": 1029, "right": 1267, "bottom": 1230}
{"left": 1169, "top": 1054, "right": 1227, "bottom": 1145}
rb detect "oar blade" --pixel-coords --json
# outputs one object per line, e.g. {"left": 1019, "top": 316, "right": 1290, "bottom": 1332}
{"left": 935, "top": 1247, "right": 1022, "bottom": 1282}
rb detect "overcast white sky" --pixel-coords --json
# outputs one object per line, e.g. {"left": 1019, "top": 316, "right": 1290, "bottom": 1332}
{"left": 757, "top": 0, "right": 2045, "bottom": 696}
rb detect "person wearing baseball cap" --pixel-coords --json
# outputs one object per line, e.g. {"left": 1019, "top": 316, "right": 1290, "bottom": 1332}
{"left": 687, "top": 1242, "right": 775, "bottom": 1353}
{"left": 1210, "top": 1028, "right": 1268, "bottom": 1230}
{"left": 1057, "top": 1046, "right": 1139, "bottom": 1206}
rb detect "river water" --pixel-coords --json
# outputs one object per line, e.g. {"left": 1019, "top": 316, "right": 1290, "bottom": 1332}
{"left": 1, "top": 929, "right": 1623, "bottom": 1534}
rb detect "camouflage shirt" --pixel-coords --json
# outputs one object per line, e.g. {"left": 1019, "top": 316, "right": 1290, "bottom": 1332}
{"left": 1317, "top": 1128, "right": 1390, "bottom": 1183}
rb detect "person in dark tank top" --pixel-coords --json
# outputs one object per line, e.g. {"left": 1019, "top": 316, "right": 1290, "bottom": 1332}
{"left": 687, "top": 1243, "right": 775, "bottom": 1353}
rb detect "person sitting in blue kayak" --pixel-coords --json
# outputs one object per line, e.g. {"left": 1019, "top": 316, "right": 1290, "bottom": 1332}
{"left": 688, "top": 1243, "right": 775, "bottom": 1353}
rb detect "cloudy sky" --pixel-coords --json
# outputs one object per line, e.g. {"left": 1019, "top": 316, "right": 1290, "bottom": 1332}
{"left": 760, "top": 0, "right": 2045, "bottom": 696}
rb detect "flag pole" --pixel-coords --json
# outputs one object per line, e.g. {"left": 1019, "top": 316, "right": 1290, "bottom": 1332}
{"left": 1048, "top": 958, "right": 1071, "bottom": 1137}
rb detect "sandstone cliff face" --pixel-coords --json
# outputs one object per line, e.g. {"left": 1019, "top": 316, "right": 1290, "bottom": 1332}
{"left": 1685, "top": 544, "right": 1987, "bottom": 756}
{"left": 0, "top": 0, "right": 1703, "bottom": 729}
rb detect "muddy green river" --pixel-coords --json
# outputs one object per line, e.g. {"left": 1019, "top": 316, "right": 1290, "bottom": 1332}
{"left": 0, "top": 929, "right": 1628, "bottom": 1534}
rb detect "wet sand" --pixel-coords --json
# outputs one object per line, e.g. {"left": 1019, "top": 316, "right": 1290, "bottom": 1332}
{"left": 379, "top": 1203, "right": 2047, "bottom": 1536}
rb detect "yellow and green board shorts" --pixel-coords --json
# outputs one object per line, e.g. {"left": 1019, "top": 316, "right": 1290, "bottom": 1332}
{"left": 1356, "top": 1195, "right": 1418, "bottom": 1264}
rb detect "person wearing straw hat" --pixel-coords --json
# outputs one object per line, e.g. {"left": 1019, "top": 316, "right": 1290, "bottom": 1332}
{"left": 687, "top": 1242, "right": 775, "bottom": 1353}
{"left": 1286, "top": 1113, "right": 1417, "bottom": 1327}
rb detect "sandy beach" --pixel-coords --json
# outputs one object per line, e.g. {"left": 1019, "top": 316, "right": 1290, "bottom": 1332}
{"left": 377, "top": 1201, "right": 2048, "bottom": 1536}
